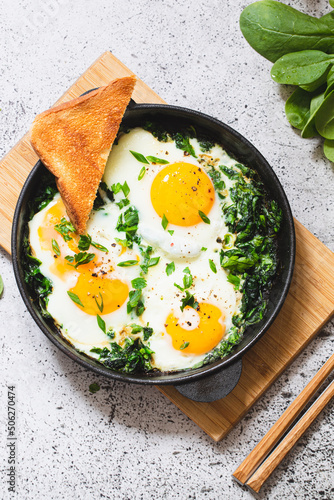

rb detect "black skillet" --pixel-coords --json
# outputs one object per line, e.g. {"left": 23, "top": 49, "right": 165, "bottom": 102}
{"left": 12, "top": 101, "right": 295, "bottom": 402}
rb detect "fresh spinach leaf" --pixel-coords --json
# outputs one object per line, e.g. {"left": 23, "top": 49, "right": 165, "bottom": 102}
{"left": 324, "top": 138, "right": 334, "bottom": 160}
{"left": 285, "top": 87, "right": 315, "bottom": 130}
{"left": 325, "top": 65, "right": 334, "bottom": 96}
{"left": 240, "top": 0, "right": 334, "bottom": 63}
{"left": 314, "top": 90, "right": 334, "bottom": 139}
{"left": 271, "top": 50, "right": 334, "bottom": 86}
{"left": 301, "top": 91, "right": 325, "bottom": 138}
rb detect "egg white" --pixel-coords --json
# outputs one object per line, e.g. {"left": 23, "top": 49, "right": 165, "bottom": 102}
{"left": 29, "top": 127, "right": 243, "bottom": 372}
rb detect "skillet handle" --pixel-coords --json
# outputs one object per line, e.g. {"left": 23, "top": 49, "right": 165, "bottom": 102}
{"left": 174, "top": 359, "right": 243, "bottom": 403}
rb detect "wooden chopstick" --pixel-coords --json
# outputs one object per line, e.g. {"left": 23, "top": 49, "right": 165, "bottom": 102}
{"left": 233, "top": 352, "right": 334, "bottom": 486}
{"left": 246, "top": 378, "right": 334, "bottom": 492}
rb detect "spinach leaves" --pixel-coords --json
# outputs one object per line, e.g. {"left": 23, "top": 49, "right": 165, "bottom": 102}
{"left": 240, "top": 0, "right": 334, "bottom": 162}
{"left": 240, "top": 0, "right": 334, "bottom": 63}
{"left": 91, "top": 337, "right": 154, "bottom": 373}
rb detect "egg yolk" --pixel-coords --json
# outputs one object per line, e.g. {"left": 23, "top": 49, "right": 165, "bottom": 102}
{"left": 165, "top": 303, "right": 225, "bottom": 355}
{"left": 150, "top": 162, "right": 215, "bottom": 226}
{"left": 69, "top": 273, "right": 129, "bottom": 315}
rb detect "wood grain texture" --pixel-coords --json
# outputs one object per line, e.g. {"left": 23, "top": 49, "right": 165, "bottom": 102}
{"left": 246, "top": 379, "right": 334, "bottom": 493}
{"left": 158, "top": 219, "right": 334, "bottom": 441}
{"left": 1, "top": 51, "right": 334, "bottom": 441}
{"left": 233, "top": 352, "right": 334, "bottom": 484}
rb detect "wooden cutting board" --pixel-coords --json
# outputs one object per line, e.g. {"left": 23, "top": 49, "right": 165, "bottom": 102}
{"left": 1, "top": 52, "right": 333, "bottom": 441}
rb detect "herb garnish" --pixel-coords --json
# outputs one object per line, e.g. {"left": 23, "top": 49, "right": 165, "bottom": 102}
{"left": 131, "top": 277, "right": 147, "bottom": 289}
{"left": 67, "top": 291, "right": 84, "bottom": 307}
{"left": 97, "top": 314, "right": 106, "bottom": 333}
{"left": 180, "top": 291, "right": 198, "bottom": 312}
{"left": 138, "top": 166, "right": 146, "bottom": 180}
{"left": 166, "top": 262, "right": 175, "bottom": 276}
{"left": 78, "top": 234, "right": 108, "bottom": 253}
{"left": 130, "top": 151, "right": 149, "bottom": 164}
{"left": 0, "top": 275, "right": 3, "bottom": 298}
{"left": 117, "top": 260, "right": 138, "bottom": 267}
{"left": 89, "top": 383, "right": 100, "bottom": 394}
{"left": 168, "top": 230, "right": 174, "bottom": 236}
{"left": 146, "top": 156, "right": 169, "bottom": 164}
{"left": 198, "top": 210, "right": 210, "bottom": 224}
{"left": 54, "top": 218, "right": 75, "bottom": 242}
{"left": 179, "top": 341, "right": 190, "bottom": 350}
{"left": 130, "top": 150, "right": 169, "bottom": 165}
{"left": 116, "top": 206, "right": 140, "bottom": 249}
{"left": 65, "top": 252, "right": 95, "bottom": 268}
{"left": 95, "top": 292, "right": 104, "bottom": 313}
{"left": 52, "top": 239, "right": 60, "bottom": 256}
{"left": 174, "top": 267, "right": 193, "bottom": 291}
{"left": 209, "top": 259, "right": 217, "bottom": 274}
{"left": 161, "top": 214, "right": 169, "bottom": 230}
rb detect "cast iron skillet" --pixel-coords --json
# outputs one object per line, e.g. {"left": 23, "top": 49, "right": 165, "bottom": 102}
{"left": 12, "top": 101, "right": 295, "bottom": 402}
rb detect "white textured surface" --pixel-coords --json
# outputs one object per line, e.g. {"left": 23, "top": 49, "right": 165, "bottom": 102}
{"left": 1, "top": 0, "right": 333, "bottom": 498}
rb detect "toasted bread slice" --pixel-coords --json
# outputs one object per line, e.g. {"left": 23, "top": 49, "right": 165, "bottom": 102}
{"left": 30, "top": 76, "right": 136, "bottom": 234}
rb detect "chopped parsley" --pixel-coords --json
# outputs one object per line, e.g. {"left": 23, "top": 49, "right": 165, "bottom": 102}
{"left": 166, "top": 261, "right": 175, "bottom": 276}
{"left": 65, "top": 252, "right": 95, "bottom": 268}
{"left": 54, "top": 218, "right": 75, "bottom": 242}
{"left": 209, "top": 259, "right": 217, "bottom": 274}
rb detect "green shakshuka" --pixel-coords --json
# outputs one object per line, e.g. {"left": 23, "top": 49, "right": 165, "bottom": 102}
{"left": 26, "top": 125, "right": 282, "bottom": 374}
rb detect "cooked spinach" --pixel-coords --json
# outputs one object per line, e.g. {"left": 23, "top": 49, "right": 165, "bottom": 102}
{"left": 22, "top": 173, "right": 57, "bottom": 317}
{"left": 91, "top": 337, "right": 154, "bottom": 373}
{"left": 116, "top": 206, "right": 141, "bottom": 248}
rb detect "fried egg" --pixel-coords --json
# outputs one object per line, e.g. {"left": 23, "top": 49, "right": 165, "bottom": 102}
{"left": 29, "top": 127, "right": 243, "bottom": 372}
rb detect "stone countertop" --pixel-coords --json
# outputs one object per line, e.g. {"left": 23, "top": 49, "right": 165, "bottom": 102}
{"left": 0, "top": 0, "right": 333, "bottom": 498}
